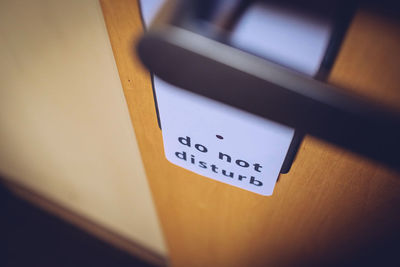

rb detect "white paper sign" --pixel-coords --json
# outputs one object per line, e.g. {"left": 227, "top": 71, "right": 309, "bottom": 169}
{"left": 140, "top": 1, "right": 332, "bottom": 195}
{"left": 155, "top": 79, "right": 294, "bottom": 195}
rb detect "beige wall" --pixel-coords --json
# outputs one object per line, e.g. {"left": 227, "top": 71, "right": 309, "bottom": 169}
{"left": 0, "top": 0, "right": 166, "bottom": 256}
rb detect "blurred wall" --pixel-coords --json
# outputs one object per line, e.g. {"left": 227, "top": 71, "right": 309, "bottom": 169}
{"left": 0, "top": 0, "right": 166, "bottom": 257}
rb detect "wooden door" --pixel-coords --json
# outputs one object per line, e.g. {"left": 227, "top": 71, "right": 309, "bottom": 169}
{"left": 100, "top": 1, "right": 400, "bottom": 266}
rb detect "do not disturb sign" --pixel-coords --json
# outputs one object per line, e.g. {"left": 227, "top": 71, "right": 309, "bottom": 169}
{"left": 139, "top": 0, "right": 332, "bottom": 196}
{"left": 156, "top": 79, "right": 294, "bottom": 196}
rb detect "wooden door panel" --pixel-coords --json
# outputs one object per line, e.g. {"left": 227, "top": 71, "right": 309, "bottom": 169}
{"left": 100, "top": 1, "right": 400, "bottom": 266}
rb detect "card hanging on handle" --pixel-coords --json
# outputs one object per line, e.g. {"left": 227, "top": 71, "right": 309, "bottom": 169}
{"left": 139, "top": 0, "right": 337, "bottom": 195}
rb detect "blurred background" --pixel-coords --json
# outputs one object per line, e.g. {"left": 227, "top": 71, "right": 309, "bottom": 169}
{"left": 0, "top": 0, "right": 166, "bottom": 266}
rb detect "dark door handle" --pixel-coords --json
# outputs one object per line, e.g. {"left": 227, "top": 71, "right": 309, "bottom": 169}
{"left": 136, "top": 0, "right": 400, "bottom": 171}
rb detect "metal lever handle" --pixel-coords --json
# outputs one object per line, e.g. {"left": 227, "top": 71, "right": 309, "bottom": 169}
{"left": 136, "top": 0, "right": 400, "bottom": 171}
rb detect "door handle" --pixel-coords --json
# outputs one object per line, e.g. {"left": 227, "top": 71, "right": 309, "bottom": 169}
{"left": 136, "top": 0, "right": 400, "bottom": 171}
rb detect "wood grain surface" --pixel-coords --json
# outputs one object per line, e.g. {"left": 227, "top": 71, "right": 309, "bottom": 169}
{"left": 100, "top": 1, "right": 400, "bottom": 266}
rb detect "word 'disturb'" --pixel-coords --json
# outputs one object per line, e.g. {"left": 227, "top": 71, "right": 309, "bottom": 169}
{"left": 174, "top": 136, "right": 264, "bottom": 187}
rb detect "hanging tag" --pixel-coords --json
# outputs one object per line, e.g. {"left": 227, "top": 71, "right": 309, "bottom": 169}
{"left": 140, "top": 1, "right": 332, "bottom": 195}
{"left": 156, "top": 79, "right": 294, "bottom": 195}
